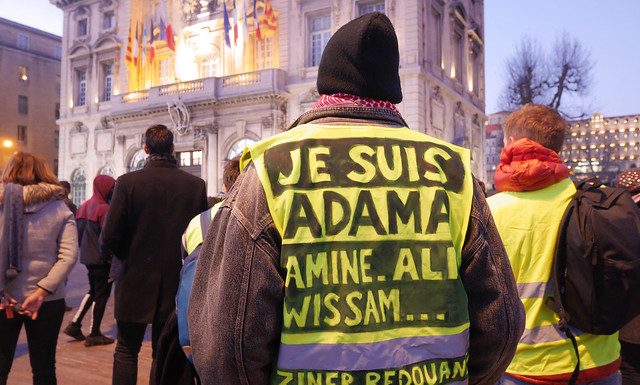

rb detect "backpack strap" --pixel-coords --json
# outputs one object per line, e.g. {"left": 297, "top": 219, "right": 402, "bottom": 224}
{"left": 548, "top": 192, "right": 582, "bottom": 385}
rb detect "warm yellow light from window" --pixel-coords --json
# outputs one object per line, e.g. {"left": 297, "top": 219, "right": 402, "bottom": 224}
{"left": 2, "top": 139, "right": 14, "bottom": 148}
{"left": 21, "top": 75, "right": 28, "bottom": 81}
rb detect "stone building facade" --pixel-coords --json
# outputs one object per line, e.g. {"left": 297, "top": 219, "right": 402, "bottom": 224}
{"left": 52, "top": 0, "right": 486, "bottom": 204}
{"left": 0, "top": 17, "right": 62, "bottom": 172}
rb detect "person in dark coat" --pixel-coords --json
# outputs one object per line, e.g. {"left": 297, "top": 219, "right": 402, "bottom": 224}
{"left": 102, "top": 124, "right": 208, "bottom": 385}
{"left": 63, "top": 174, "right": 116, "bottom": 347}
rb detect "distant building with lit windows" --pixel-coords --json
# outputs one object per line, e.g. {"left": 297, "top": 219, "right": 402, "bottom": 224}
{"left": 0, "top": 17, "right": 61, "bottom": 173}
{"left": 484, "top": 111, "right": 508, "bottom": 192}
{"left": 52, "top": 0, "right": 486, "bottom": 203}
{"left": 562, "top": 113, "right": 640, "bottom": 184}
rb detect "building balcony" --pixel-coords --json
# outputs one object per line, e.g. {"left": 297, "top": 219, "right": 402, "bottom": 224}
{"left": 110, "top": 68, "right": 287, "bottom": 116}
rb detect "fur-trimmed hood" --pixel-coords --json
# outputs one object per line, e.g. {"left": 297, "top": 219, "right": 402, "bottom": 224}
{"left": 0, "top": 183, "right": 67, "bottom": 212}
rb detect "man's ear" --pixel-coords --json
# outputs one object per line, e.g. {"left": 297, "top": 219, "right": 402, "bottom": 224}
{"left": 143, "top": 144, "right": 149, "bottom": 154}
{"left": 503, "top": 136, "right": 515, "bottom": 147}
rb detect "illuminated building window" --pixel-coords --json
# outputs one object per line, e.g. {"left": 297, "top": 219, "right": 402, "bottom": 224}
{"left": 358, "top": 1, "right": 385, "bottom": 16}
{"left": 177, "top": 150, "right": 203, "bottom": 167}
{"left": 431, "top": 1, "right": 444, "bottom": 68}
{"left": 308, "top": 13, "right": 331, "bottom": 67}
{"left": 101, "top": 63, "right": 113, "bottom": 102}
{"left": 71, "top": 168, "right": 86, "bottom": 206}
{"left": 18, "top": 66, "right": 28, "bottom": 82}
{"left": 128, "top": 149, "right": 147, "bottom": 172}
{"left": 452, "top": 19, "right": 464, "bottom": 83}
{"left": 76, "top": 69, "right": 87, "bottom": 106}
{"left": 200, "top": 56, "right": 219, "bottom": 78}
{"left": 99, "top": 166, "right": 114, "bottom": 176}
{"left": 257, "top": 36, "right": 274, "bottom": 70}
{"left": 470, "top": 45, "right": 481, "bottom": 95}
{"left": 228, "top": 138, "right": 256, "bottom": 159}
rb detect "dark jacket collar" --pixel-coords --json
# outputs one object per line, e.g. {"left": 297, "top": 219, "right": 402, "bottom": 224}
{"left": 289, "top": 105, "right": 408, "bottom": 130}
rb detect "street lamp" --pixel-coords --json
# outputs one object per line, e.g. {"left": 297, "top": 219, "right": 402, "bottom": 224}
{"left": 2, "top": 139, "right": 13, "bottom": 149}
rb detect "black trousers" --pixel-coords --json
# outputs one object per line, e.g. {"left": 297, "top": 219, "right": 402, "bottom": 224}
{"left": 0, "top": 299, "right": 65, "bottom": 385}
{"left": 112, "top": 317, "right": 168, "bottom": 385}
{"left": 621, "top": 340, "right": 640, "bottom": 385}
{"left": 72, "top": 264, "right": 112, "bottom": 335}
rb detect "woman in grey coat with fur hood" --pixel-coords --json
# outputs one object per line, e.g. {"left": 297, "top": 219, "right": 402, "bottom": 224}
{"left": 0, "top": 152, "right": 78, "bottom": 385}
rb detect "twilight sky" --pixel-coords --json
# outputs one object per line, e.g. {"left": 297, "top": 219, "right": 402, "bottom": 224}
{"left": 1, "top": 0, "right": 638, "bottom": 117}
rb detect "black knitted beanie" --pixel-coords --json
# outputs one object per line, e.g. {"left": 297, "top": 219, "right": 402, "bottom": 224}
{"left": 317, "top": 12, "right": 402, "bottom": 104}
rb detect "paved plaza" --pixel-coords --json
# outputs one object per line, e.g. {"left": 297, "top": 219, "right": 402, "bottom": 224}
{"left": 7, "top": 262, "right": 152, "bottom": 384}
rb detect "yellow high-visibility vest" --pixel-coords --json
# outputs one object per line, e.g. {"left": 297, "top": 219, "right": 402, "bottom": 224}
{"left": 488, "top": 178, "right": 619, "bottom": 376}
{"left": 242, "top": 123, "right": 474, "bottom": 384}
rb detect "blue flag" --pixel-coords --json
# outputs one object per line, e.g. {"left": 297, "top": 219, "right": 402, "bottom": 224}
{"left": 223, "top": 2, "right": 231, "bottom": 47}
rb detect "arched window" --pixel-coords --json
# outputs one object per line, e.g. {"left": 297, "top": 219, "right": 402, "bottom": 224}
{"left": 128, "top": 149, "right": 146, "bottom": 172}
{"left": 98, "top": 165, "right": 114, "bottom": 176}
{"left": 227, "top": 138, "right": 256, "bottom": 160}
{"left": 71, "top": 168, "right": 86, "bottom": 206}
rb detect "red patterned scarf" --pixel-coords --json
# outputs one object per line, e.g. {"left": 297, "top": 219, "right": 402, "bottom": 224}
{"left": 312, "top": 93, "right": 400, "bottom": 113}
{"left": 495, "top": 138, "right": 570, "bottom": 192}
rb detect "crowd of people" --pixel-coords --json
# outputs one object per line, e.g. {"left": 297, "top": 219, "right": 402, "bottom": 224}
{"left": 0, "top": 12, "right": 638, "bottom": 385}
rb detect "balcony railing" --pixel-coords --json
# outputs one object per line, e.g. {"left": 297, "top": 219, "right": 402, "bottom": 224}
{"left": 111, "top": 69, "right": 286, "bottom": 115}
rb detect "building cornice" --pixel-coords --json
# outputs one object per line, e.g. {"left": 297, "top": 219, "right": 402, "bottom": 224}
{"left": 50, "top": 0, "right": 83, "bottom": 9}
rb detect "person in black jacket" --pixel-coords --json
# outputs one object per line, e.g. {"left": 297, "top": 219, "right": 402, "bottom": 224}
{"left": 63, "top": 174, "right": 116, "bottom": 347}
{"left": 102, "top": 125, "right": 208, "bottom": 385}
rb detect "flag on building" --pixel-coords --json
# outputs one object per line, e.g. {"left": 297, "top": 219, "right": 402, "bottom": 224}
{"left": 125, "top": 23, "right": 134, "bottom": 70}
{"left": 243, "top": 0, "right": 249, "bottom": 42}
{"left": 141, "top": 21, "right": 147, "bottom": 69}
{"left": 253, "top": 0, "right": 262, "bottom": 40}
{"left": 149, "top": 19, "right": 156, "bottom": 62}
{"left": 264, "top": 0, "right": 278, "bottom": 34}
{"left": 223, "top": 1, "right": 231, "bottom": 47}
{"left": 159, "top": 0, "right": 175, "bottom": 51}
{"left": 159, "top": 17, "right": 166, "bottom": 41}
{"left": 133, "top": 22, "right": 139, "bottom": 66}
{"left": 233, "top": 0, "right": 239, "bottom": 45}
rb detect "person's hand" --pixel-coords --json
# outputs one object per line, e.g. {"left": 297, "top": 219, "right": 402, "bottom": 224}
{"left": 19, "top": 287, "right": 49, "bottom": 320}
{"left": 0, "top": 292, "right": 18, "bottom": 310}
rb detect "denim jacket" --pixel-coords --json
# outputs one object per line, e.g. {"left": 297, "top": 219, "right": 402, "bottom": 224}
{"left": 188, "top": 106, "right": 525, "bottom": 385}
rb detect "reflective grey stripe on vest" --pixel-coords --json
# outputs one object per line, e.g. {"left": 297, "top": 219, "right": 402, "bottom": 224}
{"left": 520, "top": 323, "right": 583, "bottom": 344}
{"left": 516, "top": 280, "right": 554, "bottom": 299}
{"left": 277, "top": 330, "right": 469, "bottom": 371}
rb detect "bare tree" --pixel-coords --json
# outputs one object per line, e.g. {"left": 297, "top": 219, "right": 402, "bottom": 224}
{"left": 547, "top": 33, "right": 593, "bottom": 111}
{"left": 500, "top": 33, "right": 594, "bottom": 118}
{"left": 500, "top": 37, "right": 546, "bottom": 110}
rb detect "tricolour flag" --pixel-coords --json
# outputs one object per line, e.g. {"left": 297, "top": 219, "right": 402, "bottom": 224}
{"left": 253, "top": 0, "right": 262, "bottom": 40}
{"left": 223, "top": 1, "right": 231, "bottom": 47}
{"left": 243, "top": 0, "right": 249, "bottom": 41}
{"left": 233, "top": 0, "right": 239, "bottom": 45}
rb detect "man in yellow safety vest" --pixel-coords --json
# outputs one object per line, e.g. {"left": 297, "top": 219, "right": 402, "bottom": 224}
{"left": 189, "top": 12, "right": 525, "bottom": 385}
{"left": 488, "top": 104, "right": 621, "bottom": 385}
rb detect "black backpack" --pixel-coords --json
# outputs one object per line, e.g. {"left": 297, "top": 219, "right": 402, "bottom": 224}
{"left": 548, "top": 179, "right": 640, "bottom": 383}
